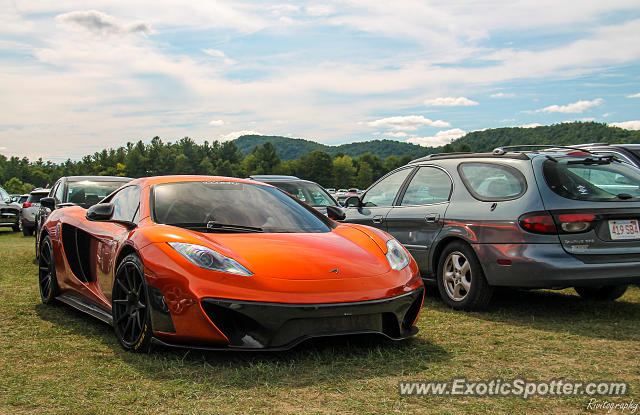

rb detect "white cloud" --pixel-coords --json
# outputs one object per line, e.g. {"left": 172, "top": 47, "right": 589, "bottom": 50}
{"left": 610, "top": 120, "right": 640, "bottom": 130}
{"left": 407, "top": 128, "right": 466, "bottom": 147}
{"left": 536, "top": 98, "right": 603, "bottom": 114}
{"left": 490, "top": 92, "right": 515, "bottom": 98}
{"left": 203, "top": 49, "right": 236, "bottom": 65}
{"left": 627, "top": 93, "right": 640, "bottom": 98}
{"left": 305, "top": 5, "right": 335, "bottom": 17}
{"left": 424, "top": 97, "right": 478, "bottom": 106}
{"left": 219, "top": 130, "right": 261, "bottom": 141}
{"left": 209, "top": 119, "right": 224, "bottom": 126}
{"left": 520, "top": 123, "right": 542, "bottom": 128}
{"left": 383, "top": 131, "right": 408, "bottom": 138}
{"left": 368, "top": 115, "right": 450, "bottom": 131}
{"left": 56, "top": 10, "right": 151, "bottom": 37}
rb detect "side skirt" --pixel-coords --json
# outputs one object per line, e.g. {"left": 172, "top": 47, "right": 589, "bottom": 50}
{"left": 56, "top": 294, "right": 113, "bottom": 326}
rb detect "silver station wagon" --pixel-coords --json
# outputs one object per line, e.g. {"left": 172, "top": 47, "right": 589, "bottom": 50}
{"left": 343, "top": 146, "right": 640, "bottom": 310}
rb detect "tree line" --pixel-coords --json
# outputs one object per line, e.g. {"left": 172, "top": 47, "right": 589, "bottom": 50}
{"left": 0, "top": 136, "right": 444, "bottom": 194}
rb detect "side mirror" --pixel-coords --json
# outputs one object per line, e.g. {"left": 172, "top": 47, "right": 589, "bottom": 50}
{"left": 326, "top": 205, "right": 346, "bottom": 221}
{"left": 86, "top": 203, "right": 114, "bottom": 221}
{"left": 344, "top": 196, "right": 362, "bottom": 208}
{"left": 40, "top": 197, "right": 56, "bottom": 210}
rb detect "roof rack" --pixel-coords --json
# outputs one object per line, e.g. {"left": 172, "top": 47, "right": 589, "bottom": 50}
{"left": 572, "top": 142, "right": 610, "bottom": 147}
{"left": 409, "top": 152, "right": 473, "bottom": 163}
{"left": 492, "top": 145, "right": 594, "bottom": 155}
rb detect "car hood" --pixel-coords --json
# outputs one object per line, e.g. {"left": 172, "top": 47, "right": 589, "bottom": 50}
{"left": 196, "top": 225, "right": 391, "bottom": 280}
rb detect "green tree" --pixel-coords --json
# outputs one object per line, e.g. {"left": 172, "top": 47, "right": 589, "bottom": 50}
{"left": 356, "top": 161, "right": 374, "bottom": 189}
{"left": 332, "top": 155, "right": 356, "bottom": 188}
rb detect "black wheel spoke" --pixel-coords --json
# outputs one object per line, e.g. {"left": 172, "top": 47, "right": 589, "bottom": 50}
{"left": 116, "top": 313, "right": 128, "bottom": 325}
{"left": 116, "top": 279, "right": 130, "bottom": 295}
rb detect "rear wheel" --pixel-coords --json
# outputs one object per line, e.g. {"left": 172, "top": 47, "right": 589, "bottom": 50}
{"left": 38, "top": 235, "right": 59, "bottom": 304}
{"left": 437, "top": 241, "right": 493, "bottom": 310}
{"left": 112, "top": 254, "right": 152, "bottom": 352}
{"left": 574, "top": 285, "right": 628, "bottom": 301}
{"left": 22, "top": 223, "right": 33, "bottom": 236}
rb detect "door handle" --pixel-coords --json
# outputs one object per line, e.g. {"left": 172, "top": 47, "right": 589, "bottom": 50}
{"left": 372, "top": 215, "right": 384, "bottom": 224}
{"left": 425, "top": 213, "right": 440, "bottom": 223}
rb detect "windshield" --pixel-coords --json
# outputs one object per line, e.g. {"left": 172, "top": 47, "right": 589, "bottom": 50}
{"left": 67, "top": 181, "right": 127, "bottom": 208}
{"left": 269, "top": 181, "right": 336, "bottom": 207}
{"left": 543, "top": 159, "right": 640, "bottom": 201}
{"left": 27, "top": 193, "right": 49, "bottom": 203}
{"left": 152, "top": 181, "right": 332, "bottom": 233}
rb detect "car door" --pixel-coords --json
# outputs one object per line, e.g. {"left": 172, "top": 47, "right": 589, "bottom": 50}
{"left": 86, "top": 185, "right": 141, "bottom": 303}
{"left": 344, "top": 167, "right": 415, "bottom": 231}
{"left": 384, "top": 166, "right": 452, "bottom": 273}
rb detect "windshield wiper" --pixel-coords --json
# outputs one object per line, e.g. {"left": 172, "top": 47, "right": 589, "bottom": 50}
{"left": 165, "top": 222, "right": 263, "bottom": 233}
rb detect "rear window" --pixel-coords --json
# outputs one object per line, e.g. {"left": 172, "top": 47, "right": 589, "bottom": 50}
{"left": 27, "top": 193, "right": 48, "bottom": 203}
{"left": 458, "top": 162, "right": 527, "bottom": 201}
{"left": 543, "top": 159, "right": 640, "bottom": 201}
{"left": 270, "top": 181, "right": 336, "bottom": 207}
{"left": 67, "top": 181, "right": 128, "bottom": 208}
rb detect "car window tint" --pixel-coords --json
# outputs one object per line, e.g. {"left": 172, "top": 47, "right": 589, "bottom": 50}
{"left": 54, "top": 181, "right": 65, "bottom": 203}
{"left": 361, "top": 168, "right": 413, "bottom": 207}
{"left": 273, "top": 182, "right": 335, "bottom": 207}
{"left": 27, "top": 193, "right": 48, "bottom": 203}
{"left": 459, "top": 163, "right": 527, "bottom": 201}
{"left": 110, "top": 186, "right": 141, "bottom": 223}
{"left": 543, "top": 160, "right": 640, "bottom": 201}
{"left": 153, "top": 181, "right": 331, "bottom": 233}
{"left": 400, "top": 167, "right": 452, "bottom": 205}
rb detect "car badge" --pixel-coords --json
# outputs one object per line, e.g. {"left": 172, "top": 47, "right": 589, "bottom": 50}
{"left": 330, "top": 268, "right": 339, "bottom": 274}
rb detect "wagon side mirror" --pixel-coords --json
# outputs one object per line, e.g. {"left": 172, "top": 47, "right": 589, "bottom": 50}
{"left": 344, "top": 196, "right": 362, "bottom": 208}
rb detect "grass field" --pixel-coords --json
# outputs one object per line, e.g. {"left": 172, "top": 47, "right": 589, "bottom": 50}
{"left": 0, "top": 229, "right": 638, "bottom": 414}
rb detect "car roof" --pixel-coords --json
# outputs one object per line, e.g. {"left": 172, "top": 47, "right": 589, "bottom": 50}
{"left": 30, "top": 189, "right": 51, "bottom": 194}
{"left": 129, "top": 175, "right": 272, "bottom": 187}
{"left": 65, "top": 175, "right": 133, "bottom": 182}
{"left": 249, "top": 175, "right": 302, "bottom": 181}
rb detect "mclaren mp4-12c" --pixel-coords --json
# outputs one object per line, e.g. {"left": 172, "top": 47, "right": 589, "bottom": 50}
{"left": 37, "top": 175, "right": 424, "bottom": 352}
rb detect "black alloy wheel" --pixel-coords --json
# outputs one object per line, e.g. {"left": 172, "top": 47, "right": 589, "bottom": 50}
{"left": 112, "top": 254, "right": 153, "bottom": 352}
{"left": 38, "top": 235, "right": 59, "bottom": 304}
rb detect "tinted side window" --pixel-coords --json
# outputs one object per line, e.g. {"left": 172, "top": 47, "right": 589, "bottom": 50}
{"left": 54, "top": 181, "right": 65, "bottom": 203}
{"left": 458, "top": 163, "right": 527, "bottom": 201}
{"left": 400, "top": 167, "right": 452, "bottom": 205}
{"left": 110, "top": 186, "right": 140, "bottom": 223}
{"left": 361, "top": 168, "right": 413, "bottom": 207}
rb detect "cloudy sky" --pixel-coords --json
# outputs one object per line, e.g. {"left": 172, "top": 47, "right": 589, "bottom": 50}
{"left": 1, "top": 1, "right": 640, "bottom": 161}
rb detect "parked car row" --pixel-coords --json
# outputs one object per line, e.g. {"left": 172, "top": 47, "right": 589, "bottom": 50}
{"left": 26, "top": 142, "right": 640, "bottom": 354}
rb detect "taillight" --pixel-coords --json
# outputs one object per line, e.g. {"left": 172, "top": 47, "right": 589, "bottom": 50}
{"left": 22, "top": 202, "right": 32, "bottom": 208}
{"left": 519, "top": 212, "right": 557, "bottom": 234}
{"left": 557, "top": 213, "right": 595, "bottom": 233}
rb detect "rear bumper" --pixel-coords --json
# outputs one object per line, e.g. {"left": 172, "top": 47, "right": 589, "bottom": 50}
{"left": 474, "top": 243, "right": 640, "bottom": 287}
{"left": 198, "top": 287, "right": 424, "bottom": 350}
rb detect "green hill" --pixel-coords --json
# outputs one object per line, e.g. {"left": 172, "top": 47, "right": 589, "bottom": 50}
{"left": 233, "top": 135, "right": 434, "bottom": 160}
{"left": 451, "top": 122, "right": 640, "bottom": 152}
{"left": 234, "top": 122, "right": 640, "bottom": 160}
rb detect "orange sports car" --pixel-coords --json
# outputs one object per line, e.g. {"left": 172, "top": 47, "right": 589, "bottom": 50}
{"left": 38, "top": 175, "right": 424, "bottom": 352}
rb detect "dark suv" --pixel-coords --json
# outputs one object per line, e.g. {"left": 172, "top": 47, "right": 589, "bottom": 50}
{"left": 249, "top": 175, "right": 344, "bottom": 220}
{"left": 343, "top": 146, "right": 640, "bottom": 310}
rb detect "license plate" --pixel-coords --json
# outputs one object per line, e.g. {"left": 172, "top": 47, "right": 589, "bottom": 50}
{"left": 608, "top": 219, "right": 640, "bottom": 240}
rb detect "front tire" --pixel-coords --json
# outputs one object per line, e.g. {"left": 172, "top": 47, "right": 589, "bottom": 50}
{"left": 112, "top": 254, "right": 153, "bottom": 353}
{"left": 574, "top": 285, "right": 628, "bottom": 301}
{"left": 436, "top": 241, "right": 493, "bottom": 310}
{"left": 39, "top": 235, "right": 59, "bottom": 304}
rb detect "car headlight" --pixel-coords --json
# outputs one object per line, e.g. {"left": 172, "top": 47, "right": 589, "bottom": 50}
{"left": 168, "top": 242, "right": 253, "bottom": 276}
{"left": 385, "top": 239, "right": 410, "bottom": 270}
